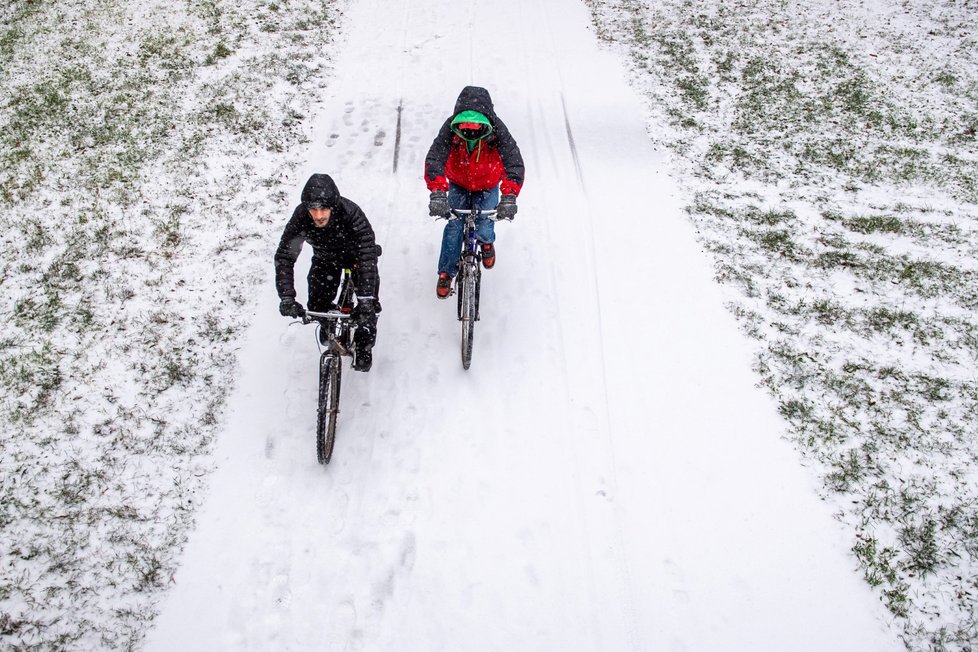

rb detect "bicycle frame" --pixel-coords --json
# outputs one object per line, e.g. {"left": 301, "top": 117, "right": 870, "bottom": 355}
{"left": 303, "top": 267, "right": 358, "bottom": 355}
{"left": 305, "top": 309, "right": 354, "bottom": 357}
{"left": 441, "top": 208, "right": 502, "bottom": 369}
{"left": 445, "top": 208, "right": 500, "bottom": 309}
{"left": 446, "top": 207, "right": 500, "bottom": 250}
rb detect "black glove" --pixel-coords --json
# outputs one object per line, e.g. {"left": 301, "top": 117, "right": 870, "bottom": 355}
{"left": 428, "top": 191, "right": 449, "bottom": 217}
{"left": 497, "top": 194, "right": 517, "bottom": 220}
{"left": 279, "top": 297, "right": 305, "bottom": 318}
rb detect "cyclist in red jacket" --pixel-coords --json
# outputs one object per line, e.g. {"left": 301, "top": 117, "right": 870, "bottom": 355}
{"left": 424, "top": 86, "right": 525, "bottom": 299}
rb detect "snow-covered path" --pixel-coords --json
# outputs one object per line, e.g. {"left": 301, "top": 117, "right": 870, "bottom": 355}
{"left": 146, "top": 0, "right": 898, "bottom": 650}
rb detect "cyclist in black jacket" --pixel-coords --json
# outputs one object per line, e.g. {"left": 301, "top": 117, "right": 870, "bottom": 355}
{"left": 274, "top": 173, "right": 381, "bottom": 372}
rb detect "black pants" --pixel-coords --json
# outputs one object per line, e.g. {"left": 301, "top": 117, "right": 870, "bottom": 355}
{"left": 307, "top": 260, "right": 379, "bottom": 350}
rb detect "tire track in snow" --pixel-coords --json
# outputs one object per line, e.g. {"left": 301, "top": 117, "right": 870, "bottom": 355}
{"left": 560, "top": 93, "right": 586, "bottom": 191}
{"left": 514, "top": 0, "right": 640, "bottom": 648}
{"left": 531, "top": 1, "right": 642, "bottom": 648}
{"left": 520, "top": 89, "right": 606, "bottom": 649}
{"left": 392, "top": 99, "right": 403, "bottom": 173}
{"left": 319, "top": 94, "right": 427, "bottom": 642}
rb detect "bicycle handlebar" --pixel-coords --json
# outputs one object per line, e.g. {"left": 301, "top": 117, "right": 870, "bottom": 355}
{"left": 303, "top": 310, "right": 353, "bottom": 323}
{"left": 438, "top": 209, "right": 511, "bottom": 222}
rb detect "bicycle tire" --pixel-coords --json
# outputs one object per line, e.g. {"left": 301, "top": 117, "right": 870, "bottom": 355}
{"left": 316, "top": 353, "right": 342, "bottom": 464}
{"left": 460, "top": 263, "right": 478, "bottom": 370}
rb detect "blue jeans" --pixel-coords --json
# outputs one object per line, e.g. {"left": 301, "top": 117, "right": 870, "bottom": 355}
{"left": 437, "top": 184, "right": 499, "bottom": 276}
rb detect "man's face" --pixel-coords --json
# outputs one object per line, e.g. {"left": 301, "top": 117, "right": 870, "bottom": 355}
{"left": 309, "top": 207, "right": 332, "bottom": 228}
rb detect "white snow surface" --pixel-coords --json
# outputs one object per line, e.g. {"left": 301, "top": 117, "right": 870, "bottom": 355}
{"left": 147, "top": 0, "right": 899, "bottom": 649}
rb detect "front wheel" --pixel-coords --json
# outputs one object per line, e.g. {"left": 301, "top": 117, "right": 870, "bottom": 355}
{"left": 316, "top": 353, "right": 342, "bottom": 464}
{"left": 459, "top": 264, "right": 479, "bottom": 370}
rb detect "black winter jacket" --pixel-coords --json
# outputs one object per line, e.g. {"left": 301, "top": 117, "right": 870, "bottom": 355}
{"left": 274, "top": 174, "right": 380, "bottom": 300}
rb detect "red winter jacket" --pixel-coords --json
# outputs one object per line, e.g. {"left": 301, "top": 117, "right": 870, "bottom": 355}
{"left": 442, "top": 139, "right": 509, "bottom": 193}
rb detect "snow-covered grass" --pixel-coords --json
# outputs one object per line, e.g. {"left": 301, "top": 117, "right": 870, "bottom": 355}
{"left": 584, "top": 0, "right": 978, "bottom": 647}
{"left": 1, "top": 0, "right": 348, "bottom": 648}
{"left": 2, "top": 0, "right": 976, "bottom": 649}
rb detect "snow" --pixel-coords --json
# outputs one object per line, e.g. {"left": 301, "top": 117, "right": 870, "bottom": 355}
{"left": 144, "top": 0, "right": 898, "bottom": 649}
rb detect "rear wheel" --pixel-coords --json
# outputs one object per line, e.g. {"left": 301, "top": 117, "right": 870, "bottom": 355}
{"left": 316, "top": 353, "right": 342, "bottom": 464}
{"left": 460, "top": 263, "right": 478, "bottom": 370}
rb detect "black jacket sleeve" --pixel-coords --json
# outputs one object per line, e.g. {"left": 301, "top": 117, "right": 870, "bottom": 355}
{"left": 342, "top": 199, "right": 381, "bottom": 299}
{"left": 423, "top": 118, "right": 455, "bottom": 190}
{"left": 273, "top": 205, "right": 307, "bottom": 299}
{"left": 491, "top": 115, "right": 525, "bottom": 194}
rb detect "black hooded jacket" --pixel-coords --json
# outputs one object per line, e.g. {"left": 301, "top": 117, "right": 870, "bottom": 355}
{"left": 424, "top": 86, "right": 525, "bottom": 195}
{"left": 274, "top": 174, "right": 380, "bottom": 300}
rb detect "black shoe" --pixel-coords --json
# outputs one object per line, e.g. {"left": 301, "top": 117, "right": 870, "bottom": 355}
{"left": 352, "top": 347, "right": 372, "bottom": 372}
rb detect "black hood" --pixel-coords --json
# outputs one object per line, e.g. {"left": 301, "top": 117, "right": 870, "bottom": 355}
{"left": 300, "top": 173, "right": 340, "bottom": 208}
{"left": 453, "top": 86, "right": 495, "bottom": 121}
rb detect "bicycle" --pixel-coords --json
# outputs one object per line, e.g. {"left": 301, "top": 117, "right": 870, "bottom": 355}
{"left": 301, "top": 269, "right": 358, "bottom": 464}
{"left": 442, "top": 208, "right": 508, "bottom": 370}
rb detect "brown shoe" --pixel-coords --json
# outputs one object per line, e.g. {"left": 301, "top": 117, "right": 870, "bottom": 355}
{"left": 436, "top": 273, "right": 452, "bottom": 299}
{"left": 481, "top": 243, "right": 495, "bottom": 269}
